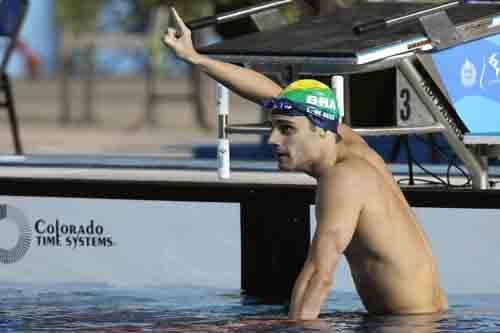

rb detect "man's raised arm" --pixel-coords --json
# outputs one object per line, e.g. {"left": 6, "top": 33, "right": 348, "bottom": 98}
{"left": 162, "top": 8, "right": 282, "bottom": 104}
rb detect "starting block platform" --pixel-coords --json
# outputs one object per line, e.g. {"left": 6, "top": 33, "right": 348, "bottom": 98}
{"left": 197, "top": 1, "right": 500, "bottom": 189}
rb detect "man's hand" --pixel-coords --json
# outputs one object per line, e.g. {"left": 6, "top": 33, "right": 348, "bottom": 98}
{"left": 162, "top": 7, "right": 283, "bottom": 104}
{"left": 162, "top": 8, "right": 201, "bottom": 65}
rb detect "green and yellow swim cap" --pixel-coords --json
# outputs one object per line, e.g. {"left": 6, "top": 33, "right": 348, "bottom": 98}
{"left": 264, "top": 79, "right": 342, "bottom": 133}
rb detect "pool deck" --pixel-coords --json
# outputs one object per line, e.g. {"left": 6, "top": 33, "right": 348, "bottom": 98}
{"left": 1, "top": 75, "right": 261, "bottom": 156}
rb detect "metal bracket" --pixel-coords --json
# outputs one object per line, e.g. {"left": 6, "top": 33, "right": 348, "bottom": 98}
{"left": 418, "top": 11, "right": 463, "bottom": 50}
{"left": 398, "top": 58, "right": 490, "bottom": 189}
{"left": 250, "top": 8, "right": 288, "bottom": 31}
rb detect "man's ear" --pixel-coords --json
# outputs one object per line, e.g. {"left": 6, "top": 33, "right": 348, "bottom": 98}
{"left": 335, "top": 133, "right": 343, "bottom": 144}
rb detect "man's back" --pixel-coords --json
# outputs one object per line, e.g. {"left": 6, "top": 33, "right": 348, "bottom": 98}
{"left": 331, "top": 132, "right": 448, "bottom": 314}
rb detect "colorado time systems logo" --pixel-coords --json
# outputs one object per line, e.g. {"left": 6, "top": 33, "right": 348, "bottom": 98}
{"left": 1, "top": 204, "right": 116, "bottom": 265}
{"left": 0, "top": 204, "right": 32, "bottom": 264}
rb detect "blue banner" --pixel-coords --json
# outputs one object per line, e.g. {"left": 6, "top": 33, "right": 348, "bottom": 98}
{"left": 432, "top": 33, "right": 500, "bottom": 135}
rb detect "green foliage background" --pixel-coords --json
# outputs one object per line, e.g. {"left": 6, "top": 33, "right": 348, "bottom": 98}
{"left": 56, "top": 0, "right": 298, "bottom": 34}
{"left": 56, "top": 0, "right": 107, "bottom": 34}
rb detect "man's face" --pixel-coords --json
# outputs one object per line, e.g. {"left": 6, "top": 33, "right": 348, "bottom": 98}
{"left": 268, "top": 114, "right": 321, "bottom": 172}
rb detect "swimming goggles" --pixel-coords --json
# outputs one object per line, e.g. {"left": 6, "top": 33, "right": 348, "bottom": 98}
{"left": 263, "top": 98, "right": 340, "bottom": 133}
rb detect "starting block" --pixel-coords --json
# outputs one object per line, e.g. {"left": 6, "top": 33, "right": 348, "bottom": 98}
{"left": 197, "top": 1, "right": 500, "bottom": 189}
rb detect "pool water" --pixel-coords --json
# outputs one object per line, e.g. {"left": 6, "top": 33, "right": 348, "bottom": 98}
{"left": 1, "top": 286, "right": 500, "bottom": 332}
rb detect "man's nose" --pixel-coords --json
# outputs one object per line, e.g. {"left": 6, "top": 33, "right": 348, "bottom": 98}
{"left": 267, "top": 127, "right": 280, "bottom": 146}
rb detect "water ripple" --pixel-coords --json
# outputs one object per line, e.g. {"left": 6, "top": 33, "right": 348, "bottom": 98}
{"left": 1, "top": 288, "right": 500, "bottom": 333}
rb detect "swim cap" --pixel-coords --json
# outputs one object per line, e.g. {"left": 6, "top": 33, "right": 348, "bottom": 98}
{"left": 264, "top": 79, "right": 342, "bottom": 133}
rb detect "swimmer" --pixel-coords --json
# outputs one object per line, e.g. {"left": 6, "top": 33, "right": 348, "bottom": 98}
{"left": 162, "top": 8, "right": 448, "bottom": 320}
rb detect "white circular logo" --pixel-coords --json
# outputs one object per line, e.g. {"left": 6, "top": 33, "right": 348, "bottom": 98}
{"left": 0, "top": 205, "right": 32, "bottom": 264}
{"left": 461, "top": 58, "right": 477, "bottom": 88}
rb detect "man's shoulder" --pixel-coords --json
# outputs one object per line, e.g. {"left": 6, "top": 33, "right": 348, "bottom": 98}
{"left": 320, "top": 158, "right": 375, "bottom": 191}
{"left": 320, "top": 157, "right": 379, "bottom": 197}
{"left": 329, "top": 157, "right": 378, "bottom": 181}
{"left": 316, "top": 159, "right": 371, "bottom": 219}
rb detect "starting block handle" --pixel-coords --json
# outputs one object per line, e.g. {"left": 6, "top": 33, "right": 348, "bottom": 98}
{"left": 217, "top": 83, "right": 231, "bottom": 180}
{"left": 187, "top": 0, "right": 293, "bottom": 30}
{"left": 353, "top": 0, "right": 461, "bottom": 35}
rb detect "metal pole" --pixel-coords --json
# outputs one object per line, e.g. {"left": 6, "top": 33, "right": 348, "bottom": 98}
{"left": 226, "top": 123, "right": 446, "bottom": 136}
{"left": 188, "top": 0, "right": 293, "bottom": 30}
{"left": 353, "top": 1, "right": 461, "bottom": 34}
{"left": 331, "top": 75, "right": 344, "bottom": 120}
{"left": 217, "top": 83, "right": 230, "bottom": 180}
{"left": 218, "top": 0, "right": 293, "bottom": 23}
{"left": 387, "top": 1, "right": 461, "bottom": 26}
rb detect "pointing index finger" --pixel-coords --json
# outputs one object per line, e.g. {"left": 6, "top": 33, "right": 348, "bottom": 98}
{"left": 170, "top": 7, "right": 188, "bottom": 35}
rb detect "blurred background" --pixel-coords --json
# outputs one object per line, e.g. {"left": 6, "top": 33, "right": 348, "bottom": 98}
{"left": 0, "top": 0, "right": 443, "bottom": 159}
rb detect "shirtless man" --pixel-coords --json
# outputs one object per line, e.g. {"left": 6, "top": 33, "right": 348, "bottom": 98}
{"left": 162, "top": 8, "right": 448, "bottom": 321}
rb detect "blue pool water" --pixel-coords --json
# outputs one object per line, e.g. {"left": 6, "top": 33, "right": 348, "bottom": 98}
{"left": 1, "top": 286, "right": 500, "bottom": 332}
